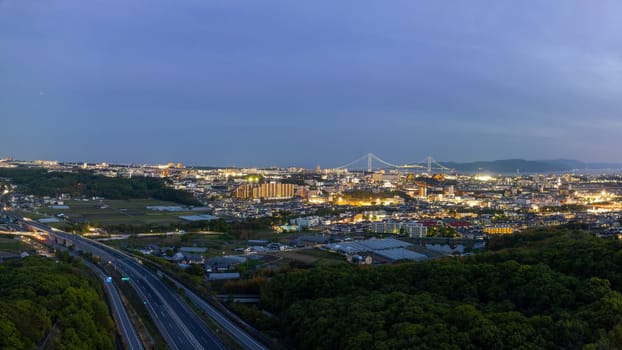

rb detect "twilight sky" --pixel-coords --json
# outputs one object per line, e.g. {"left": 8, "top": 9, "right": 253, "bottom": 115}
{"left": 2, "top": 1, "right": 622, "bottom": 167}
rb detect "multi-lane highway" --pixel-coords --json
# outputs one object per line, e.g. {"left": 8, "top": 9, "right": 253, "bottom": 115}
{"left": 9, "top": 211, "right": 271, "bottom": 350}
{"left": 16, "top": 216, "right": 229, "bottom": 350}
{"left": 87, "top": 261, "right": 144, "bottom": 350}
{"left": 164, "top": 273, "right": 268, "bottom": 350}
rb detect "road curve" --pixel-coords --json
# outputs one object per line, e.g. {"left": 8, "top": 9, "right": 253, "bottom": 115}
{"left": 17, "top": 218, "right": 228, "bottom": 350}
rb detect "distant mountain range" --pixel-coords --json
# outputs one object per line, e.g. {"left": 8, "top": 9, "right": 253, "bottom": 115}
{"left": 439, "top": 159, "right": 622, "bottom": 174}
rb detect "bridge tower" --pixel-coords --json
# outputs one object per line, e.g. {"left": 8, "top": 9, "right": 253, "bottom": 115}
{"left": 427, "top": 156, "right": 432, "bottom": 173}
{"left": 367, "top": 153, "right": 373, "bottom": 172}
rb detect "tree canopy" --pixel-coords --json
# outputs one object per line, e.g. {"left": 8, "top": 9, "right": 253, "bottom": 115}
{"left": 0, "top": 167, "right": 200, "bottom": 205}
{"left": 256, "top": 229, "right": 622, "bottom": 349}
{"left": 0, "top": 256, "right": 115, "bottom": 350}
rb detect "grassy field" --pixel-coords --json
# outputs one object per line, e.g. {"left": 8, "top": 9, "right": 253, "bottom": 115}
{"left": 14, "top": 210, "right": 48, "bottom": 220}
{"left": 275, "top": 248, "right": 345, "bottom": 266}
{"left": 104, "top": 232, "right": 237, "bottom": 257}
{"left": 29, "top": 199, "right": 208, "bottom": 226}
{"left": 0, "top": 237, "right": 26, "bottom": 252}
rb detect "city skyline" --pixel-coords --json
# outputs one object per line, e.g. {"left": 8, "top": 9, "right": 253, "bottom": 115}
{"left": 4, "top": 153, "right": 622, "bottom": 173}
{"left": 2, "top": 1, "right": 622, "bottom": 167}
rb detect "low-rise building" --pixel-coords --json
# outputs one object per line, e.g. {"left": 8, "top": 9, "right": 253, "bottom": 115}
{"left": 370, "top": 221, "right": 427, "bottom": 238}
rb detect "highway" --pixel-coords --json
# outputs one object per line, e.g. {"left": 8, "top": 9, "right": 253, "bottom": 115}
{"left": 164, "top": 274, "right": 268, "bottom": 350}
{"left": 16, "top": 216, "right": 228, "bottom": 350}
{"left": 87, "top": 261, "right": 144, "bottom": 350}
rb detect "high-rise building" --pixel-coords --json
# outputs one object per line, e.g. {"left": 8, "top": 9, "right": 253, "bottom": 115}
{"left": 443, "top": 185, "right": 454, "bottom": 196}
{"left": 234, "top": 182, "right": 295, "bottom": 200}
{"left": 234, "top": 184, "right": 253, "bottom": 199}
{"left": 483, "top": 225, "right": 514, "bottom": 234}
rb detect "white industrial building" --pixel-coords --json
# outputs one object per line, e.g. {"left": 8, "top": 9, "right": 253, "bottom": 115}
{"left": 370, "top": 220, "right": 427, "bottom": 238}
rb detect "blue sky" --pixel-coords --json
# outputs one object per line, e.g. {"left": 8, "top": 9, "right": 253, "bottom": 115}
{"left": 2, "top": 1, "right": 621, "bottom": 167}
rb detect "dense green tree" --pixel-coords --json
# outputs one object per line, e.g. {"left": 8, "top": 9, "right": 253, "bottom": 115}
{"left": 0, "top": 257, "right": 115, "bottom": 350}
{"left": 186, "top": 263, "right": 205, "bottom": 276}
{"left": 0, "top": 167, "right": 200, "bottom": 205}
{"left": 253, "top": 229, "right": 622, "bottom": 349}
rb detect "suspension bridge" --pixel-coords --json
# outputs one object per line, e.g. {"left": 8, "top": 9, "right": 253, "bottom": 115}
{"left": 334, "top": 153, "right": 452, "bottom": 173}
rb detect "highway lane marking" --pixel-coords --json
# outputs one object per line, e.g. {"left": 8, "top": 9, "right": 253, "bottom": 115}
{"left": 41, "top": 226, "right": 232, "bottom": 350}
{"left": 122, "top": 263, "right": 206, "bottom": 350}
{"left": 162, "top": 273, "right": 266, "bottom": 349}
{"left": 82, "top": 260, "right": 145, "bottom": 350}
{"left": 184, "top": 287, "right": 267, "bottom": 349}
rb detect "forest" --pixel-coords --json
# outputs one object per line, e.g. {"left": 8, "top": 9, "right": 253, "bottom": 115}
{"left": 254, "top": 228, "right": 622, "bottom": 349}
{"left": 0, "top": 255, "right": 115, "bottom": 350}
{"left": 0, "top": 167, "right": 200, "bottom": 205}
